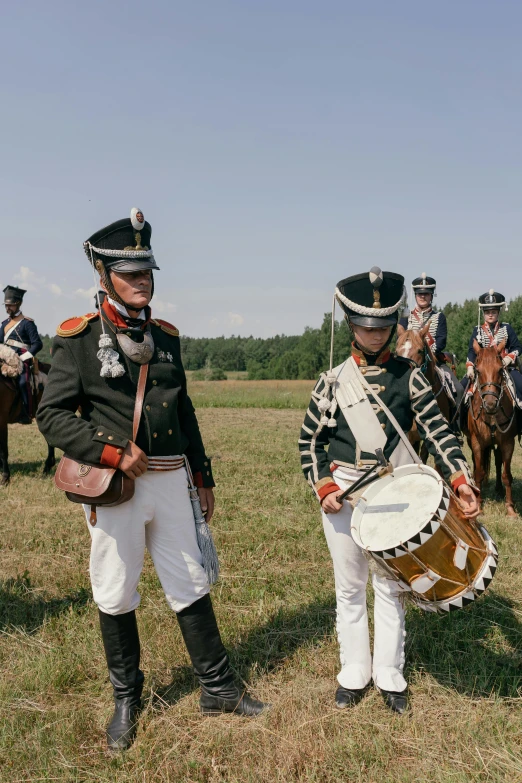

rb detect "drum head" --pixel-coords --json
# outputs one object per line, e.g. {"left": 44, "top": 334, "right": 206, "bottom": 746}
{"left": 351, "top": 464, "right": 445, "bottom": 552}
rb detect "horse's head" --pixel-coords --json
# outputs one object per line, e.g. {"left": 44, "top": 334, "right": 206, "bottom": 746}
{"left": 473, "top": 338, "right": 506, "bottom": 414}
{"left": 396, "top": 322, "right": 431, "bottom": 367}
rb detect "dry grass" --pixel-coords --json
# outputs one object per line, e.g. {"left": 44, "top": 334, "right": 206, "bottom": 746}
{"left": 0, "top": 404, "right": 521, "bottom": 782}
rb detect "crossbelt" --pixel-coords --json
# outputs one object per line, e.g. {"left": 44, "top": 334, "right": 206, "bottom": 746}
{"left": 147, "top": 455, "right": 185, "bottom": 472}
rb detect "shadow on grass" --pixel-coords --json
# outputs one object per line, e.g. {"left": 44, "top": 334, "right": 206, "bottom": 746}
{"left": 2, "top": 461, "right": 55, "bottom": 477}
{"left": 0, "top": 572, "right": 91, "bottom": 634}
{"left": 154, "top": 599, "right": 336, "bottom": 706}
{"left": 155, "top": 591, "right": 521, "bottom": 706}
{"left": 407, "top": 592, "right": 522, "bottom": 698}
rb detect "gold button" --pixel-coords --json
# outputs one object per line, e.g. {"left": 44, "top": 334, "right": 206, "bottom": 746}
{"left": 97, "top": 431, "right": 103, "bottom": 436}
{"left": 360, "top": 368, "right": 367, "bottom": 375}
{"left": 204, "top": 461, "right": 208, "bottom": 466}
{"left": 380, "top": 385, "right": 386, "bottom": 392}
{"left": 145, "top": 405, "right": 151, "bottom": 411}
{"left": 152, "top": 380, "right": 157, "bottom": 386}
{"left": 206, "top": 471, "right": 210, "bottom": 476}
{"left": 163, "top": 402, "right": 168, "bottom": 408}
{"left": 117, "top": 448, "right": 123, "bottom": 455}
{"left": 381, "top": 423, "right": 386, "bottom": 429}
{"left": 381, "top": 368, "right": 387, "bottom": 373}
{"left": 168, "top": 429, "right": 172, "bottom": 435}
{"left": 108, "top": 435, "right": 114, "bottom": 441}
{"left": 153, "top": 432, "right": 157, "bottom": 438}
{"left": 126, "top": 332, "right": 131, "bottom": 336}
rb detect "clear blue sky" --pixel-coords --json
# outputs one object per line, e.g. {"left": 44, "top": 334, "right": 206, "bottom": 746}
{"left": 1, "top": 1, "right": 521, "bottom": 336}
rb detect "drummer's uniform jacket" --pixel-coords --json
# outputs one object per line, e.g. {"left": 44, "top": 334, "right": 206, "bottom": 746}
{"left": 399, "top": 307, "right": 447, "bottom": 355}
{"left": 466, "top": 322, "right": 521, "bottom": 368}
{"left": 36, "top": 300, "right": 214, "bottom": 488}
{"left": 299, "top": 346, "right": 474, "bottom": 502}
{"left": 0, "top": 314, "right": 43, "bottom": 362}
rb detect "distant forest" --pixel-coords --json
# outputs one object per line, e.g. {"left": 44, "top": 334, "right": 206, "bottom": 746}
{"left": 39, "top": 296, "right": 522, "bottom": 379}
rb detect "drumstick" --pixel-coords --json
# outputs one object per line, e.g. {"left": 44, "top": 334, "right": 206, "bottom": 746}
{"left": 337, "top": 449, "right": 390, "bottom": 502}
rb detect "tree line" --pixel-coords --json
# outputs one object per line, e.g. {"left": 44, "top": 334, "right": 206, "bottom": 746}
{"left": 37, "top": 295, "right": 522, "bottom": 379}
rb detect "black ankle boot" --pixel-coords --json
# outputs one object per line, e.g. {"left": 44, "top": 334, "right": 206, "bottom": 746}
{"left": 98, "top": 610, "right": 144, "bottom": 750}
{"left": 176, "top": 594, "right": 268, "bottom": 717}
{"left": 380, "top": 688, "right": 409, "bottom": 715}
{"left": 335, "top": 684, "right": 368, "bottom": 709}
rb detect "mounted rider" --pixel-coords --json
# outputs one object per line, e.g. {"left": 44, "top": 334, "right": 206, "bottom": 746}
{"left": 462, "top": 289, "right": 522, "bottom": 418}
{"left": 0, "top": 286, "right": 43, "bottom": 422}
{"left": 399, "top": 273, "right": 463, "bottom": 428}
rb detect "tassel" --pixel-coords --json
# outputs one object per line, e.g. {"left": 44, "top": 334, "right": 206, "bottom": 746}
{"left": 317, "top": 397, "right": 331, "bottom": 413}
{"left": 97, "top": 334, "right": 125, "bottom": 378}
{"left": 189, "top": 487, "right": 220, "bottom": 584}
{"left": 327, "top": 398, "right": 338, "bottom": 427}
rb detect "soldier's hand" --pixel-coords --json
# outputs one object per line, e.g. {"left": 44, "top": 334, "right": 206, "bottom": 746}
{"left": 197, "top": 487, "right": 215, "bottom": 523}
{"left": 457, "top": 484, "right": 480, "bottom": 520}
{"left": 120, "top": 442, "right": 148, "bottom": 479}
{"left": 466, "top": 365, "right": 475, "bottom": 379}
{"left": 321, "top": 492, "right": 344, "bottom": 514}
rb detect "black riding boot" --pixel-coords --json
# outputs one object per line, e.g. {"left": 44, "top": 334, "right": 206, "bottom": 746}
{"left": 98, "top": 610, "right": 144, "bottom": 750}
{"left": 176, "top": 594, "right": 268, "bottom": 716}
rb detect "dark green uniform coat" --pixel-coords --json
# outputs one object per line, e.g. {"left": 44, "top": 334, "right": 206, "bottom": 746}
{"left": 37, "top": 313, "right": 214, "bottom": 486}
{"left": 299, "top": 348, "right": 473, "bottom": 501}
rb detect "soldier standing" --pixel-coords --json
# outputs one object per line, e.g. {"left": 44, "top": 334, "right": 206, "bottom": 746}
{"left": 299, "top": 268, "right": 479, "bottom": 715}
{"left": 0, "top": 285, "right": 43, "bottom": 422}
{"left": 37, "top": 209, "right": 267, "bottom": 751}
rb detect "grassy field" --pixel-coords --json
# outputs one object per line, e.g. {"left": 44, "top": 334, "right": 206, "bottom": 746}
{"left": 0, "top": 384, "right": 521, "bottom": 782}
{"left": 187, "top": 379, "right": 313, "bottom": 409}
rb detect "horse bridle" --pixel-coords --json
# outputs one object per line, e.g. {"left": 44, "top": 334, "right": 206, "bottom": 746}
{"left": 470, "top": 366, "right": 515, "bottom": 433}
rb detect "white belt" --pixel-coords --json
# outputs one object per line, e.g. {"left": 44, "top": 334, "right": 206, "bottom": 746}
{"left": 6, "top": 338, "right": 29, "bottom": 350}
{"left": 147, "top": 455, "right": 185, "bottom": 472}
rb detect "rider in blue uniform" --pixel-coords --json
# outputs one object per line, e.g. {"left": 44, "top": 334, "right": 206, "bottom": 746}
{"left": 399, "top": 273, "right": 463, "bottom": 431}
{"left": 0, "top": 286, "right": 43, "bottom": 422}
{"left": 463, "top": 289, "right": 522, "bottom": 409}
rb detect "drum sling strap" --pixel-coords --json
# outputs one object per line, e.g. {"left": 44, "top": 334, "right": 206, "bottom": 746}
{"left": 335, "top": 357, "right": 420, "bottom": 466}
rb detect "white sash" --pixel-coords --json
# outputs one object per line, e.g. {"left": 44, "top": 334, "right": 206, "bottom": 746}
{"left": 335, "top": 356, "right": 421, "bottom": 465}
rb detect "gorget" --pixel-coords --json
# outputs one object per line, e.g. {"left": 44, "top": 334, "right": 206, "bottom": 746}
{"left": 116, "top": 329, "right": 155, "bottom": 364}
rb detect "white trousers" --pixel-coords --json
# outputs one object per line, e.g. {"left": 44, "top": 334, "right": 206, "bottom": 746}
{"left": 84, "top": 466, "right": 209, "bottom": 616}
{"left": 322, "top": 472, "right": 407, "bottom": 693}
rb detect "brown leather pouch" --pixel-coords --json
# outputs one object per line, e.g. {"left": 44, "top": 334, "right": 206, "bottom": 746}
{"left": 54, "top": 363, "right": 148, "bottom": 507}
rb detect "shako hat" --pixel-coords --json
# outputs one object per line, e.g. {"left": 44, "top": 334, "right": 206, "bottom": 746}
{"left": 335, "top": 267, "right": 406, "bottom": 327}
{"left": 3, "top": 285, "right": 27, "bottom": 304}
{"left": 83, "top": 208, "right": 159, "bottom": 273}
{"left": 412, "top": 272, "right": 436, "bottom": 294}
{"left": 479, "top": 289, "right": 505, "bottom": 309}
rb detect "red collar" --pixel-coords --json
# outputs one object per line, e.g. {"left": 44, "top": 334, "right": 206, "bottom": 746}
{"left": 351, "top": 344, "right": 391, "bottom": 366}
{"left": 482, "top": 321, "right": 499, "bottom": 335}
{"left": 102, "top": 299, "right": 151, "bottom": 329}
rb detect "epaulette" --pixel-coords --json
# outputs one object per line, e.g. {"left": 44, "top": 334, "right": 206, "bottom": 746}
{"left": 57, "top": 312, "right": 98, "bottom": 337}
{"left": 22, "top": 316, "right": 34, "bottom": 322}
{"left": 151, "top": 318, "right": 179, "bottom": 337}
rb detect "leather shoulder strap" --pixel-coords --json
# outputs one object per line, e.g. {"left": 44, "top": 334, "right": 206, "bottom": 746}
{"left": 133, "top": 364, "right": 149, "bottom": 442}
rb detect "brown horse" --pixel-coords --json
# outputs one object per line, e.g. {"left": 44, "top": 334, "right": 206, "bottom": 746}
{"left": 467, "top": 340, "right": 517, "bottom": 517}
{"left": 0, "top": 353, "right": 55, "bottom": 485}
{"left": 396, "top": 323, "right": 454, "bottom": 463}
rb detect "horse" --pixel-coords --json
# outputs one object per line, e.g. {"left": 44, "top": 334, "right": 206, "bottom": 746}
{"left": 466, "top": 339, "right": 517, "bottom": 517}
{"left": 396, "top": 322, "right": 455, "bottom": 463}
{"left": 0, "top": 346, "right": 56, "bottom": 485}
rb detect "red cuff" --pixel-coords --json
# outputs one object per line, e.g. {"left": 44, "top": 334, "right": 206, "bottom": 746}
{"left": 451, "top": 475, "right": 480, "bottom": 497}
{"left": 193, "top": 471, "right": 204, "bottom": 488}
{"left": 100, "top": 444, "right": 124, "bottom": 468}
{"left": 318, "top": 482, "right": 341, "bottom": 501}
